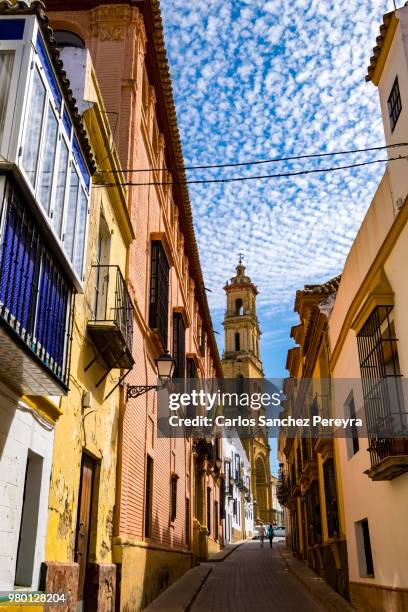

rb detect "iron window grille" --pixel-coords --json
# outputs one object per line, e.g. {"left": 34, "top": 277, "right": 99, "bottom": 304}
{"left": 0, "top": 178, "right": 73, "bottom": 388}
{"left": 219, "top": 478, "right": 225, "bottom": 520}
{"left": 296, "top": 445, "right": 302, "bottom": 479}
{"left": 199, "top": 325, "right": 206, "bottom": 355}
{"left": 170, "top": 474, "right": 178, "bottom": 522}
{"left": 144, "top": 455, "right": 153, "bottom": 538}
{"left": 305, "top": 480, "right": 322, "bottom": 545}
{"left": 186, "top": 357, "right": 198, "bottom": 418}
{"left": 206, "top": 488, "right": 211, "bottom": 535}
{"left": 388, "top": 76, "right": 402, "bottom": 132}
{"left": 149, "top": 241, "right": 169, "bottom": 348}
{"left": 185, "top": 498, "right": 190, "bottom": 545}
{"left": 323, "top": 458, "right": 339, "bottom": 538}
{"left": 357, "top": 305, "right": 408, "bottom": 466}
{"left": 172, "top": 312, "right": 185, "bottom": 379}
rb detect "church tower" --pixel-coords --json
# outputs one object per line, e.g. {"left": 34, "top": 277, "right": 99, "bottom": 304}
{"left": 222, "top": 257, "right": 273, "bottom": 524}
{"left": 222, "top": 257, "right": 263, "bottom": 379}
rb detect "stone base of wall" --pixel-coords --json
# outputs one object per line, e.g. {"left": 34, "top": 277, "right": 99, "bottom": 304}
{"left": 84, "top": 563, "right": 116, "bottom": 612}
{"left": 114, "top": 540, "right": 194, "bottom": 612}
{"left": 207, "top": 536, "right": 222, "bottom": 556}
{"left": 307, "top": 539, "right": 349, "bottom": 601}
{"left": 40, "top": 561, "right": 79, "bottom": 612}
{"left": 232, "top": 527, "right": 243, "bottom": 543}
{"left": 350, "top": 582, "right": 408, "bottom": 612}
{"left": 40, "top": 561, "right": 116, "bottom": 612}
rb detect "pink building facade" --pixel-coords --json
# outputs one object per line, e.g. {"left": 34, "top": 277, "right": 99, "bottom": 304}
{"left": 47, "top": 1, "right": 224, "bottom": 609}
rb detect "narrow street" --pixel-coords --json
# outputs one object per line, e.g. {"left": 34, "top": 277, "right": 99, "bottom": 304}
{"left": 190, "top": 541, "right": 325, "bottom": 612}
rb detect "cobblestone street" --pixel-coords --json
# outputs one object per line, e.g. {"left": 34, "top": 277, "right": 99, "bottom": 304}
{"left": 190, "top": 541, "right": 325, "bottom": 612}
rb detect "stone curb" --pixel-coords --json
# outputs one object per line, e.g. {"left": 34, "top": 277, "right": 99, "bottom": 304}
{"left": 143, "top": 541, "right": 246, "bottom": 611}
{"left": 277, "top": 543, "right": 356, "bottom": 612}
{"left": 205, "top": 539, "right": 248, "bottom": 562}
{"left": 143, "top": 564, "right": 213, "bottom": 612}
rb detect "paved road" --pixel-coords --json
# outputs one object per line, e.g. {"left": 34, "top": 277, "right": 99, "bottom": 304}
{"left": 190, "top": 541, "right": 325, "bottom": 612}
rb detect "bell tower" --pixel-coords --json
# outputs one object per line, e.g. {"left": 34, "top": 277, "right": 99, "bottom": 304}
{"left": 222, "top": 257, "right": 272, "bottom": 524}
{"left": 222, "top": 255, "right": 263, "bottom": 379}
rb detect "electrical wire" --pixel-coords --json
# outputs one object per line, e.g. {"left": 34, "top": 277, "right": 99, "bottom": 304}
{"left": 94, "top": 155, "right": 408, "bottom": 188}
{"left": 96, "top": 142, "right": 408, "bottom": 174}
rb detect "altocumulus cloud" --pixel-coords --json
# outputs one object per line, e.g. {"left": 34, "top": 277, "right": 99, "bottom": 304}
{"left": 160, "top": 0, "right": 391, "bottom": 374}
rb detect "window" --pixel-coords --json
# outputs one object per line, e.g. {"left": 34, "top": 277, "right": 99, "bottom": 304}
{"left": 199, "top": 324, "right": 206, "bottom": 355}
{"left": 185, "top": 498, "right": 190, "bottom": 545}
{"left": 173, "top": 313, "right": 186, "bottom": 378}
{"left": 170, "top": 474, "right": 178, "bottom": 522}
{"left": 22, "top": 67, "right": 46, "bottom": 185}
{"left": 388, "top": 77, "right": 402, "bottom": 132}
{"left": 53, "top": 30, "right": 85, "bottom": 49}
{"left": 38, "top": 103, "right": 58, "bottom": 212}
{"left": 206, "top": 488, "right": 211, "bottom": 535}
{"left": 52, "top": 139, "right": 68, "bottom": 236}
{"left": 149, "top": 241, "right": 169, "bottom": 347}
{"left": 0, "top": 51, "right": 14, "bottom": 142}
{"left": 355, "top": 518, "right": 374, "bottom": 577}
{"left": 186, "top": 357, "right": 197, "bottom": 379}
{"left": 345, "top": 391, "right": 359, "bottom": 457}
{"left": 144, "top": 456, "right": 153, "bottom": 537}
{"left": 220, "top": 479, "right": 225, "bottom": 520}
{"left": 305, "top": 480, "right": 322, "bottom": 545}
{"left": 235, "top": 331, "right": 240, "bottom": 351}
{"left": 0, "top": 180, "right": 71, "bottom": 384}
{"left": 323, "top": 459, "right": 339, "bottom": 538}
{"left": 357, "top": 305, "right": 408, "bottom": 467}
{"left": 16, "top": 32, "right": 91, "bottom": 283}
{"left": 235, "top": 298, "right": 243, "bottom": 315}
{"left": 15, "top": 451, "right": 43, "bottom": 587}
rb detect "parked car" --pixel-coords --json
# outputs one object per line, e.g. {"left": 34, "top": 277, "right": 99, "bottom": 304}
{"left": 252, "top": 525, "right": 285, "bottom": 539}
{"left": 273, "top": 527, "right": 286, "bottom": 537}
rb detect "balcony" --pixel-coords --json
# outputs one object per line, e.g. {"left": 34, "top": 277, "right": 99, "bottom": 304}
{"left": 300, "top": 437, "right": 318, "bottom": 487}
{"left": 87, "top": 266, "right": 134, "bottom": 377}
{"left": 365, "top": 437, "right": 408, "bottom": 480}
{"left": 0, "top": 178, "right": 72, "bottom": 395}
{"left": 277, "top": 468, "right": 290, "bottom": 506}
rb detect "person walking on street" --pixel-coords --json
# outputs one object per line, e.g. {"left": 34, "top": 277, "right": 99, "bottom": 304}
{"left": 267, "top": 524, "right": 274, "bottom": 548}
{"left": 259, "top": 523, "right": 266, "bottom": 548}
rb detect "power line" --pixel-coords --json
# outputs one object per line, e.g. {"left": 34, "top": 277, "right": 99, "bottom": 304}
{"left": 96, "top": 142, "right": 408, "bottom": 174}
{"left": 95, "top": 155, "right": 407, "bottom": 188}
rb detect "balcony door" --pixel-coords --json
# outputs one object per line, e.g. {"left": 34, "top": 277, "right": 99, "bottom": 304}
{"left": 92, "top": 219, "right": 111, "bottom": 322}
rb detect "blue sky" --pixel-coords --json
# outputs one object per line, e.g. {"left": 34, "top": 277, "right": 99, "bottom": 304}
{"left": 160, "top": 0, "right": 392, "bottom": 380}
{"left": 160, "top": 1, "right": 392, "bottom": 472}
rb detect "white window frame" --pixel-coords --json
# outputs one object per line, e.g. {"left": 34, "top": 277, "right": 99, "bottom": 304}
{"left": 0, "top": 16, "right": 91, "bottom": 289}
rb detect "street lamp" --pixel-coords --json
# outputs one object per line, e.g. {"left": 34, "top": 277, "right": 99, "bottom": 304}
{"left": 126, "top": 350, "right": 176, "bottom": 400}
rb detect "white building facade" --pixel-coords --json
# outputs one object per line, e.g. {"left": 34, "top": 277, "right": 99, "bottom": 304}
{"left": 223, "top": 430, "right": 254, "bottom": 543}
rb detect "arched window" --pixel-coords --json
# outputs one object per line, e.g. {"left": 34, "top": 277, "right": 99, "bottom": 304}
{"left": 53, "top": 30, "right": 85, "bottom": 49}
{"left": 235, "top": 298, "right": 244, "bottom": 316}
{"left": 235, "top": 332, "right": 240, "bottom": 351}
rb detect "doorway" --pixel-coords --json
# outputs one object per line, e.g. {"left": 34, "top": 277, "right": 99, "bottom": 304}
{"left": 75, "top": 454, "right": 95, "bottom": 610}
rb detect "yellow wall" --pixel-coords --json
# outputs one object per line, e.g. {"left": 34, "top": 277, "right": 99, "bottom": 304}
{"left": 44, "top": 62, "right": 133, "bottom": 567}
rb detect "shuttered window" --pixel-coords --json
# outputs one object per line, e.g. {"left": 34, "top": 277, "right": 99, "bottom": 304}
{"left": 173, "top": 312, "right": 185, "bottom": 379}
{"left": 149, "top": 241, "right": 169, "bottom": 347}
{"left": 144, "top": 456, "right": 153, "bottom": 537}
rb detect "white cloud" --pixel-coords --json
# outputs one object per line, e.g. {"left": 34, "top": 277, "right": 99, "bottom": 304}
{"left": 161, "top": 0, "right": 390, "bottom": 364}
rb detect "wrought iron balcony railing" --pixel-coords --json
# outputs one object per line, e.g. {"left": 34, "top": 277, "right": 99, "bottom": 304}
{"left": 0, "top": 178, "right": 73, "bottom": 394}
{"left": 87, "top": 265, "right": 134, "bottom": 377}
